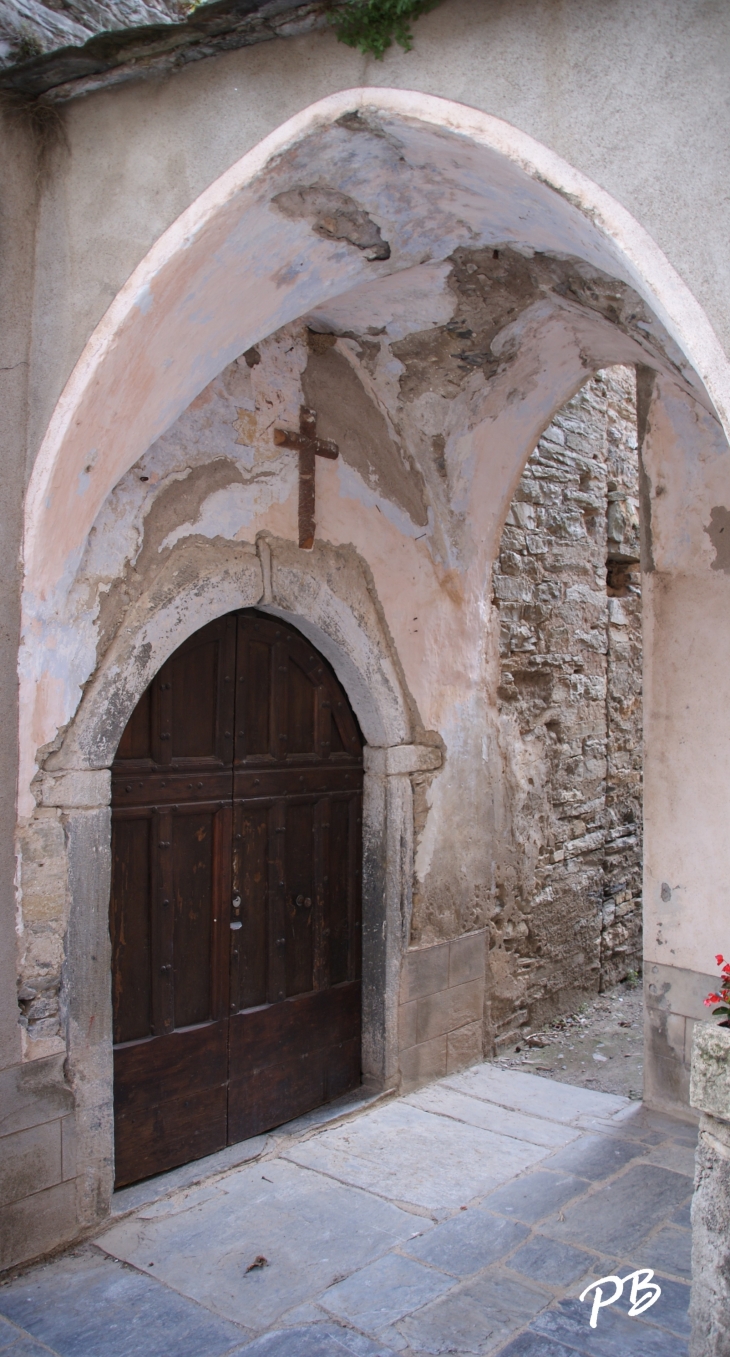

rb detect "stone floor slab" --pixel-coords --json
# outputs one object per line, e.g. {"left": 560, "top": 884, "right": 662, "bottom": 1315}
{"left": 405, "top": 1088, "right": 581, "bottom": 1150}
{"left": 1, "top": 1065, "right": 699, "bottom": 1357}
{"left": 0, "top": 1339, "right": 61, "bottom": 1357}
{"left": 401, "top": 1212, "right": 529, "bottom": 1278}
{"left": 481, "top": 1172, "right": 591, "bottom": 1226}
{"left": 238, "top": 1323, "right": 395, "bottom": 1355}
{"left": 0, "top": 1251, "right": 249, "bottom": 1357}
{"left": 506, "top": 1237, "right": 595, "bottom": 1289}
{"left": 397, "top": 1268, "right": 548, "bottom": 1355}
{"left": 643, "top": 1141, "right": 697, "bottom": 1178}
{"left": 529, "top": 1297, "right": 688, "bottom": 1356}
{"left": 283, "top": 1102, "right": 546, "bottom": 1213}
{"left": 440, "top": 1069, "right": 628, "bottom": 1127}
{"left": 540, "top": 1164, "right": 692, "bottom": 1254}
{"left": 495, "top": 1335, "right": 581, "bottom": 1357}
{"left": 319, "top": 1254, "right": 454, "bottom": 1334}
{"left": 632, "top": 1224, "right": 691, "bottom": 1279}
{"left": 110, "top": 1137, "right": 270, "bottom": 1217}
{"left": 612, "top": 1271, "right": 690, "bottom": 1338}
{"left": 541, "top": 1135, "right": 648, "bottom": 1182}
{"left": 0, "top": 1317, "right": 60, "bottom": 1357}
{"left": 670, "top": 1198, "right": 692, "bottom": 1228}
{"left": 97, "top": 1158, "right": 424, "bottom": 1332}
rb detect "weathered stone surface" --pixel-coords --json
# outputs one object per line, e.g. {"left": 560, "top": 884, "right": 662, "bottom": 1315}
{"left": 689, "top": 1023, "right": 730, "bottom": 1356}
{"left": 689, "top": 1020, "right": 730, "bottom": 1120}
{"left": 490, "top": 367, "right": 642, "bottom": 1043}
{"left": 690, "top": 1111, "right": 730, "bottom": 1357}
{"left": 398, "top": 932, "right": 486, "bottom": 1090}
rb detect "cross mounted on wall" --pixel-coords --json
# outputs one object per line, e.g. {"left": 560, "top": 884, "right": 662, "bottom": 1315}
{"left": 274, "top": 407, "right": 339, "bottom": 550}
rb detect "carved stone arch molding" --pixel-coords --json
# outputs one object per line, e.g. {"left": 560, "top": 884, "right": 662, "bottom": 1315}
{"left": 36, "top": 532, "right": 438, "bottom": 1220}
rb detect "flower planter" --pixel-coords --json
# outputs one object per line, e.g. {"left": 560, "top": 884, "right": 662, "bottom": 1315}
{"left": 689, "top": 1021, "right": 730, "bottom": 1357}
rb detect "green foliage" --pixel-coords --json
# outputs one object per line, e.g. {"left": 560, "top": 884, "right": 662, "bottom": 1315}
{"left": 14, "top": 27, "right": 45, "bottom": 62}
{"left": 330, "top": 0, "right": 443, "bottom": 60}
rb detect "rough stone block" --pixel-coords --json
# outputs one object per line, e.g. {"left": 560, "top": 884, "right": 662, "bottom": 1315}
{"left": 690, "top": 1021, "right": 730, "bottom": 1120}
{"left": 416, "top": 980, "right": 483, "bottom": 1045}
{"left": 400, "top": 943, "right": 449, "bottom": 1003}
{"left": 0, "top": 1119, "right": 63, "bottom": 1208}
{"left": 415, "top": 989, "right": 451, "bottom": 1044}
{"left": 448, "top": 931, "right": 486, "bottom": 988}
{"left": 0, "top": 1179, "right": 77, "bottom": 1271}
{"left": 386, "top": 745, "right": 442, "bottom": 775}
{"left": 61, "top": 1114, "right": 77, "bottom": 1180}
{"left": 690, "top": 1111, "right": 730, "bottom": 1356}
{"left": 363, "top": 745, "right": 442, "bottom": 776}
{"left": 37, "top": 769, "right": 111, "bottom": 808}
{"left": 0, "top": 1056, "right": 72, "bottom": 1138}
{"left": 448, "top": 979, "right": 484, "bottom": 1031}
{"left": 398, "top": 1000, "right": 417, "bottom": 1053}
{"left": 399, "top": 1036, "right": 447, "bottom": 1089}
{"left": 447, "top": 1021, "right": 483, "bottom": 1073}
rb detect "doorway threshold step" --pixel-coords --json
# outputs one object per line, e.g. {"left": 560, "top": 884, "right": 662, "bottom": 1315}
{"left": 111, "top": 1086, "right": 389, "bottom": 1219}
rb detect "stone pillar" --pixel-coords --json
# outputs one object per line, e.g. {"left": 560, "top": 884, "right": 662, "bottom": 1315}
{"left": 361, "top": 745, "right": 441, "bottom": 1092}
{"left": 689, "top": 1021, "right": 730, "bottom": 1357}
{"left": 39, "top": 770, "right": 114, "bottom": 1226}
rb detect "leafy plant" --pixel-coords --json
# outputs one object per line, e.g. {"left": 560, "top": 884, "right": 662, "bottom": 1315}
{"left": 704, "top": 953, "right": 730, "bottom": 1022}
{"left": 330, "top": 0, "right": 443, "bottom": 60}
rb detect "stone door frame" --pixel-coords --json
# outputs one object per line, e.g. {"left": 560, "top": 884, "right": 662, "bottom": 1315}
{"left": 36, "top": 534, "right": 440, "bottom": 1222}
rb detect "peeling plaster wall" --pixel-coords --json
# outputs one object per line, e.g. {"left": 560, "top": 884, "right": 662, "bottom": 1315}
{"left": 489, "top": 367, "right": 642, "bottom": 1047}
{"left": 14, "top": 244, "right": 657, "bottom": 1070}
{"left": 18, "top": 0, "right": 730, "bottom": 460}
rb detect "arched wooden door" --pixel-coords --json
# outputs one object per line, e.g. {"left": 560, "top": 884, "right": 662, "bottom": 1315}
{"left": 110, "top": 610, "right": 363, "bottom": 1187}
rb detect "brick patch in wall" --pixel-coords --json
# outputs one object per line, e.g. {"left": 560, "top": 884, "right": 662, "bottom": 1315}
{"left": 399, "top": 931, "right": 486, "bottom": 1091}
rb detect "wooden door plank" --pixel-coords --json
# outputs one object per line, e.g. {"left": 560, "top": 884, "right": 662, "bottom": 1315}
{"left": 267, "top": 799, "right": 287, "bottom": 1004}
{"left": 152, "top": 808, "right": 174, "bottom": 1037}
{"left": 227, "top": 982, "right": 361, "bottom": 1143}
{"left": 313, "top": 796, "right": 328, "bottom": 993}
{"left": 212, "top": 802, "right": 232, "bottom": 1021}
{"left": 113, "top": 1022, "right": 227, "bottom": 1187}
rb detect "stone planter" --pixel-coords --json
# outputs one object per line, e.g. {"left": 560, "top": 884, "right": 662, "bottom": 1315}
{"left": 689, "top": 1021, "right": 730, "bottom": 1357}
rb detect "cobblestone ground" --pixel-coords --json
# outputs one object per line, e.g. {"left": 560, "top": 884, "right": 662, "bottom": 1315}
{"left": 495, "top": 978, "right": 644, "bottom": 1101}
{"left": 0, "top": 1060, "right": 694, "bottom": 1357}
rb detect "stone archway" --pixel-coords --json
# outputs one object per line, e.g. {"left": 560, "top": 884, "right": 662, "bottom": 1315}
{"left": 15, "top": 90, "right": 730, "bottom": 1244}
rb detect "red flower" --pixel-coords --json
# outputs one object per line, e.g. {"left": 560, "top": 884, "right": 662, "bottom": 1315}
{"left": 705, "top": 994, "right": 722, "bottom": 1005}
{"left": 716, "top": 954, "right": 725, "bottom": 966}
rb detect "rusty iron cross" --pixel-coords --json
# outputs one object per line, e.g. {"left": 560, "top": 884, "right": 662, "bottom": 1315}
{"left": 274, "top": 407, "right": 339, "bottom": 550}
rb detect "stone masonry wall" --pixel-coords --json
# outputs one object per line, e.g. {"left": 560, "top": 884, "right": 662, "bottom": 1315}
{"left": 489, "top": 367, "right": 642, "bottom": 1049}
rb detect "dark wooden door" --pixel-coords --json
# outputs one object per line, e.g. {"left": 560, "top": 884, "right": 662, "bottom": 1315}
{"left": 111, "top": 611, "right": 363, "bottom": 1188}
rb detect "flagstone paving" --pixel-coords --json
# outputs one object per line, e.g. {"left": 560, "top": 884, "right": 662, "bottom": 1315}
{"left": 0, "top": 1066, "right": 696, "bottom": 1356}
